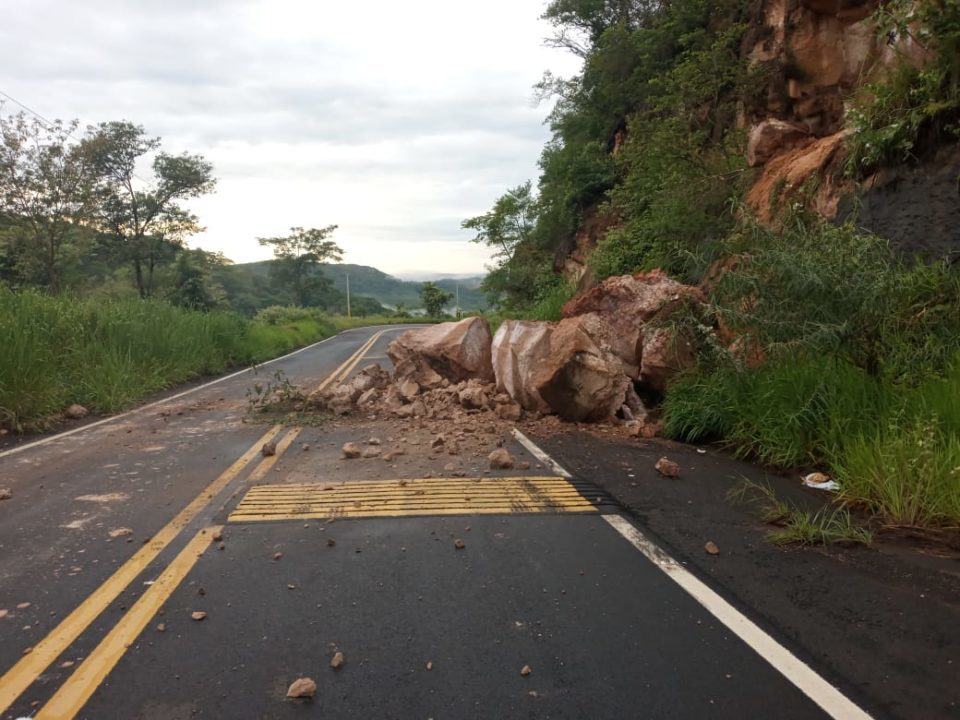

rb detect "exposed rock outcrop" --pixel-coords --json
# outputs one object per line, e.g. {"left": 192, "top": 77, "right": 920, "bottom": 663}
{"left": 556, "top": 205, "right": 620, "bottom": 289}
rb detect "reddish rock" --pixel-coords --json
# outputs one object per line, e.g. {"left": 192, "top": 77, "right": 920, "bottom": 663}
{"left": 341, "top": 442, "right": 362, "bottom": 459}
{"left": 639, "top": 326, "right": 698, "bottom": 394}
{"left": 496, "top": 402, "right": 522, "bottom": 422}
{"left": 388, "top": 317, "right": 494, "bottom": 389}
{"left": 286, "top": 677, "right": 317, "bottom": 699}
{"left": 561, "top": 271, "right": 705, "bottom": 382}
{"left": 492, "top": 316, "right": 631, "bottom": 422}
{"left": 458, "top": 386, "right": 489, "bottom": 410}
{"left": 654, "top": 457, "right": 680, "bottom": 477}
{"left": 491, "top": 321, "right": 554, "bottom": 414}
{"left": 488, "top": 448, "right": 515, "bottom": 470}
{"left": 65, "top": 404, "right": 89, "bottom": 420}
{"left": 747, "top": 119, "right": 811, "bottom": 167}
{"left": 312, "top": 363, "right": 391, "bottom": 414}
{"left": 562, "top": 270, "right": 705, "bottom": 327}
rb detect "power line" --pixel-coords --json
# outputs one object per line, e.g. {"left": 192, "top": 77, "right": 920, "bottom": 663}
{"left": 0, "top": 87, "right": 151, "bottom": 185}
{"left": 0, "top": 88, "right": 59, "bottom": 130}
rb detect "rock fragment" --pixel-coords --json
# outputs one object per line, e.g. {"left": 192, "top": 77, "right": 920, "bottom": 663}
{"left": 286, "top": 677, "right": 317, "bottom": 699}
{"left": 330, "top": 651, "right": 345, "bottom": 669}
{"left": 454, "top": 538, "right": 466, "bottom": 549}
{"left": 654, "top": 457, "right": 680, "bottom": 477}
{"left": 704, "top": 541, "right": 720, "bottom": 556}
{"left": 190, "top": 611, "right": 207, "bottom": 621}
{"left": 0, "top": 488, "right": 11, "bottom": 501}
{"left": 488, "top": 449, "right": 515, "bottom": 470}
{"left": 341, "top": 442, "right": 362, "bottom": 459}
{"left": 108, "top": 527, "right": 133, "bottom": 538}
{"left": 261, "top": 441, "right": 277, "bottom": 457}
{"left": 520, "top": 665, "right": 532, "bottom": 676}
{"left": 65, "top": 404, "right": 89, "bottom": 420}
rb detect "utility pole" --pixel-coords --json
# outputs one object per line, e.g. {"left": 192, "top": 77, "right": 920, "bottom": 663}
{"left": 346, "top": 271, "right": 351, "bottom": 318}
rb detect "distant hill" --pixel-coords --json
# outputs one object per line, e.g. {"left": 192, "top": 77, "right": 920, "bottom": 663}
{"left": 218, "top": 260, "right": 487, "bottom": 314}
{"left": 319, "top": 264, "right": 486, "bottom": 310}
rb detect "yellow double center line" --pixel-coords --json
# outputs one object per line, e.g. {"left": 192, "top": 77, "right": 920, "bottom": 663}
{"left": 311, "top": 330, "right": 384, "bottom": 396}
{"left": 0, "top": 328, "right": 388, "bottom": 717}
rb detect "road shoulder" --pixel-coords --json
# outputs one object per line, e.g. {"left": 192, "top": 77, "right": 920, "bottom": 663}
{"left": 529, "top": 429, "right": 960, "bottom": 720}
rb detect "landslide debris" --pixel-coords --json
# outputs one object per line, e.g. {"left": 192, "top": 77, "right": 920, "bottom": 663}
{"left": 308, "top": 282, "right": 705, "bottom": 438}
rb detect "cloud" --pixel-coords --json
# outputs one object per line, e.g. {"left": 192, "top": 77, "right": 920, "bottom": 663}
{"left": 1, "top": 0, "right": 581, "bottom": 274}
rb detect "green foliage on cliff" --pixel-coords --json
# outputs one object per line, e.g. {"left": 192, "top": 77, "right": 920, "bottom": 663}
{"left": 847, "top": 0, "right": 960, "bottom": 173}
{"left": 464, "top": 0, "right": 753, "bottom": 308}
{"left": 470, "top": 0, "right": 960, "bottom": 528}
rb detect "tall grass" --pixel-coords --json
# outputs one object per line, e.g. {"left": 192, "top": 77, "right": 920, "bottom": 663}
{"left": 0, "top": 289, "right": 336, "bottom": 431}
{"left": 664, "top": 353, "right": 960, "bottom": 527}
{"left": 664, "top": 220, "right": 960, "bottom": 528}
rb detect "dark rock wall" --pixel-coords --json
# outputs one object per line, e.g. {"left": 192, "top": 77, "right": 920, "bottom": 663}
{"left": 842, "top": 145, "right": 960, "bottom": 262}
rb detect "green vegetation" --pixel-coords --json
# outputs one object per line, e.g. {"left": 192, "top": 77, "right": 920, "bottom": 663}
{"left": 469, "top": 1, "right": 960, "bottom": 531}
{"left": 419, "top": 281, "right": 454, "bottom": 318}
{"left": 662, "top": 221, "right": 960, "bottom": 526}
{"left": 729, "top": 480, "right": 874, "bottom": 546}
{"left": 257, "top": 225, "right": 343, "bottom": 307}
{"left": 846, "top": 0, "right": 960, "bottom": 174}
{"left": 0, "top": 288, "right": 336, "bottom": 432}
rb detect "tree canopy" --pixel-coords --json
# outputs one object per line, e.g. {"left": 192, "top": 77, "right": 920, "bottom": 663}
{"left": 419, "top": 281, "right": 453, "bottom": 317}
{"left": 0, "top": 112, "right": 98, "bottom": 293}
{"left": 257, "top": 225, "right": 343, "bottom": 307}
{"left": 83, "top": 121, "right": 216, "bottom": 298}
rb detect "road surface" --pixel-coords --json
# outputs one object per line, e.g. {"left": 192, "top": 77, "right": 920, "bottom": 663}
{"left": 0, "top": 326, "right": 879, "bottom": 718}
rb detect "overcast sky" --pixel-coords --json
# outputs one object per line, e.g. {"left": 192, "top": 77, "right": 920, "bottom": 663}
{"left": 1, "top": 0, "right": 581, "bottom": 278}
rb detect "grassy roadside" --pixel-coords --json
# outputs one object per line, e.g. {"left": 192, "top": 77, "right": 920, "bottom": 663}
{"left": 662, "top": 222, "right": 960, "bottom": 531}
{"left": 0, "top": 292, "right": 406, "bottom": 433}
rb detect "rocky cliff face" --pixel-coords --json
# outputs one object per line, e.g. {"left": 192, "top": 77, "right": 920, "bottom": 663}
{"left": 561, "top": 0, "right": 957, "bottom": 282}
{"left": 743, "top": 0, "right": 958, "bottom": 258}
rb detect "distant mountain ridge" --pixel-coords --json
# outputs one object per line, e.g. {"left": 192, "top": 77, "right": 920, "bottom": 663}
{"left": 224, "top": 260, "right": 487, "bottom": 311}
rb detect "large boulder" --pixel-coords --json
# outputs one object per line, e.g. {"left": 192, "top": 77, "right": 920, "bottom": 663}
{"left": 560, "top": 270, "right": 705, "bottom": 388}
{"left": 639, "top": 326, "right": 698, "bottom": 394}
{"left": 491, "top": 320, "right": 553, "bottom": 414}
{"left": 387, "top": 317, "right": 494, "bottom": 390}
{"left": 537, "top": 316, "right": 631, "bottom": 422}
{"left": 562, "top": 269, "right": 705, "bottom": 326}
{"left": 492, "top": 316, "right": 630, "bottom": 422}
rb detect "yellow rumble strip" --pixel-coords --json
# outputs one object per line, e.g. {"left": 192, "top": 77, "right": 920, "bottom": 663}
{"left": 228, "top": 477, "right": 598, "bottom": 521}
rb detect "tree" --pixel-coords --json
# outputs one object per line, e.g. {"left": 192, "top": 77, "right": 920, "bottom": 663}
{"left": 462, "top": 182, "right": 537, "bottom": 266}
{"left": 257, "top": 225, "right": 343, "bottom": 307}
{"left": 169, "top": 248, "right": 228, "bottom": 311}
{"left": 419, "top": 281, "right": 453, "bottom": 317}
{"left": 0, "top": 112, "right": 97, "bottom": 293}
{"left": 83, "top": 121, "right": 215, "bottom": 298}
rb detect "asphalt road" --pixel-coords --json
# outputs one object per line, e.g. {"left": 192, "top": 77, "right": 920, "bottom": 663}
{"left": 0, "top": 326, "right": 879, "bottom": 719}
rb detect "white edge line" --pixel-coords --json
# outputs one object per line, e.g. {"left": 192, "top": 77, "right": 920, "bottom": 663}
{"left": 603, "top": 516, "right": 873, "bottom": 720}
{"left": 512, "top": 429, "right": 872, "bottom": 720}
{"left": 0, "top": 325, "right": 416, "bottom": 460}
{"left": 512, "top": 429, "right": 572, "bottom": 478}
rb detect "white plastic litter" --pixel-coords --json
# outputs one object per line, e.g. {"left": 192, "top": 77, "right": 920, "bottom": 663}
{"left": 803, "top": 473, "right": 839, "bottom": 492}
